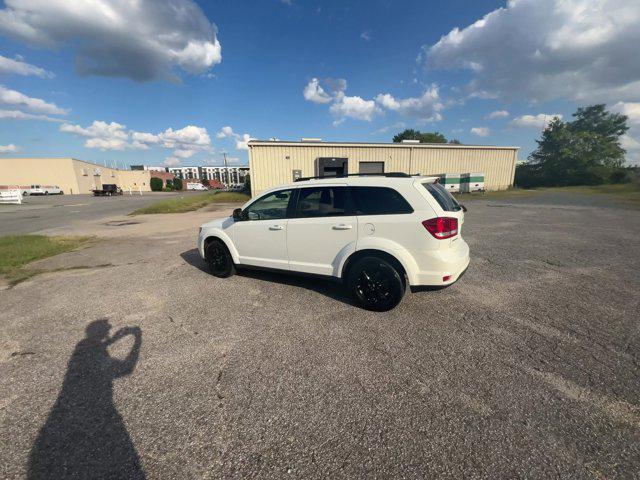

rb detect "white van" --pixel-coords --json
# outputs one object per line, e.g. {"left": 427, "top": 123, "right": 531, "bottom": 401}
{"left": 187, "top": 183, "right": 208, "bottom": 191}
{"left": 29, "top": 185, "right": 63, "bottom": 195}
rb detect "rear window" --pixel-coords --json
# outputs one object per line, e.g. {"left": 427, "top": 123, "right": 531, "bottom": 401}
{"left": 423, "top": 183, "right": 462, "bottom": 212}
{"left": 350, "top": 187, "right": 413, "bottom": 215}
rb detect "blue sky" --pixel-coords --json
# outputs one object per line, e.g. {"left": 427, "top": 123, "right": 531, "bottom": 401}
{"left": 0, "top": 0, "right": 639, "bottom": 167}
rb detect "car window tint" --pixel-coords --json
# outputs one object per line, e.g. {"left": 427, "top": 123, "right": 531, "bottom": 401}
{"left": 296, "top": 187, "right": 349, "bottom": 218}
{"left": 350, "top": 187, "right": 413, "bottom": 215}
{"left": 423, "top": 183, "right": 461, "bottom": 212}
{"left": 244, "top": 189, "right": 292, "bottom": 220}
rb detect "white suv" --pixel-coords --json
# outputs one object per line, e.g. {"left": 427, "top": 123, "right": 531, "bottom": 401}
{"left": 197, "top": 174, "right": 469, "bottom": 311}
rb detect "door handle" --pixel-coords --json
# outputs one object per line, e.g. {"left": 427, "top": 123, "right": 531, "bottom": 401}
{"left": 332, "top": 224, "right": 353, "bottom": 230}
{"left": 269, "top": 225, "right": 284, "bottom": 231}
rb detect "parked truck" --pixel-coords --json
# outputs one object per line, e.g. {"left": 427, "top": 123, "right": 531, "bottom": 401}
{"left": 92, "top": 184, "right": 123, "bottom": 196}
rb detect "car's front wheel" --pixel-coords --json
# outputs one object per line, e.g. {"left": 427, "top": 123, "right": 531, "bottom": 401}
{"left": 205, "top": 239, "right": 236, "bottom": 278}
{"left": 346, "top": 256, "right": 405, "bottom": 311}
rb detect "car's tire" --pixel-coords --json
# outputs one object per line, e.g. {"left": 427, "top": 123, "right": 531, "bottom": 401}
{"left": 346, "top": 256, "right": 406, "bottom": 311}
{"left": 205, "top": 239, "right": 236, "bottom": 278}
{"left": 44, "top": 191, "right": 49, "bottom": 195}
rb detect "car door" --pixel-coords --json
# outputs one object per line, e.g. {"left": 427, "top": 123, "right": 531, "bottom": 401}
{"left": 232, "top": 189, "right": 293, "bottom": 270}
{"left": 287, "top": 185, "right": 357, "bottom": 276}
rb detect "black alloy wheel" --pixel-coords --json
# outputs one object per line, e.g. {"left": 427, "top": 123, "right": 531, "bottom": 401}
{"left": 347, "top": 257, "right": 405, "bottom": 311}
{"left": 206, "top": 240, "right": 236, "bottom": 278}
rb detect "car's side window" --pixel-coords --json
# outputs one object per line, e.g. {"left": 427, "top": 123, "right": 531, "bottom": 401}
{"left": 244, "top": 189, "right": 292, "bottom": 221}
{"left": 295, "top": 187, "right": 349, "bottom": 218}
{"left": 350, "top": 187, "right": 414, "bottom": 215}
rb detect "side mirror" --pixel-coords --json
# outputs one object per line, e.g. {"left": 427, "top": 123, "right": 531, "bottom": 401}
{"left": 232, "top": 208, "right": 243, "bottom": 221}
{"left": 460, "top": 204, "right": 468, "bottom": 213}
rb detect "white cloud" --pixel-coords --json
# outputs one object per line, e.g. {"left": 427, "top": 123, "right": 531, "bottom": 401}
{"left": 303, "top": 78, "right": 332, "bottom": 104}
{"left": 0, "top": 143, "right": 19, "bottom": 153}
{"left": 375, "top": 86, "right": 443, "bottom": 122}
{"left": 163, "top": 156, "right": 181, "bottom": 167}
{"left": 510, "top": 113, "right": 563, "bottom": 129}
{"left": 304, "top": 78, "right": 445, "bottom": 125}
{"left": 60, "top": 120, "right": 129, "bottom": 151}
{"left": 216, "top": 126, "right": 235, "bottom": 139}
{"left": 470, "top": 127, "right": 490, "bottom": 137}
{"left": 612, "top": 102, "right": 640, "bottom": 125}
{"left": 0, "top": 0, "right": 222, "bottom": 82}
{"left": 330, "top": 93, "right": 381, "bottom": 122}
{"left": 486, "top": 110, "right": 509, "bottom": 119}
{"left": 360, "top": 31, "right": 371, "bottom": 42}
{"left": 0, "top": 85, "right": 67, "bottom": 115}
{"left": 621, "top": 135, "right": 640, "bottom": 166}
{"left": 423, "top": 0, "right": 640, "bottom": 103}
{"left": 612, "top": 102, "right": 640, "bottom": 166}
{"left": 216, "top": 126, "right": 255, "bottom": 150}
{"left": 0, "top": 109, "right": 63, "bottom": 122}
{"left": 372, "top": 122, "right": 406, "bottom": 135}
{"left": 0, "top": 54, "right": 53, "bottom": 78}
{"left": 158, "top": 125, "right": 211, "bottom": 150}
{"left": 60, "top": 121, "right": 212, "bottom": 156}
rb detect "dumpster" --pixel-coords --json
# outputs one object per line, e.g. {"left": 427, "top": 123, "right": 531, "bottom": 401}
{"left": 460, "top": 173, "right": 485, "bottom": 193}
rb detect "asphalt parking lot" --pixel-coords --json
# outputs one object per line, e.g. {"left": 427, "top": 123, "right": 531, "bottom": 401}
{"left": 1, "top": 192, "right": 639, "bottom": 478}
{"left": 0, "top": 191, "right": 201, "bottom": 235}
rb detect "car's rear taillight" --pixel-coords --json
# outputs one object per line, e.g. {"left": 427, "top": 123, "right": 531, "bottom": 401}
{"left": 422, "top": 217, "right": 459, "bottom": 239}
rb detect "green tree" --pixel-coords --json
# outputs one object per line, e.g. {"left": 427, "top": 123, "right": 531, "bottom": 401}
{"left": 202, "top": 178, "right": 210, "bottom": 188}
{"left": 523, "top": 105, "right": 630, "bottom": 187}
{"left": 165, "top": 179, "right": 174, "bottom": 190}
{"left": 568, "top": 104, "right": 628, "bottom": 168}
{"left": 173, "top": 177, "right": 183, "bottom": 190}
{"left": 243, "top": 173, "right": 251, "bottom": 193}
{"left": 150, "top": 177, "right": 163, "bottom": 192}
{"left": 392, "top": 129, "right": 447, "bottom": 144}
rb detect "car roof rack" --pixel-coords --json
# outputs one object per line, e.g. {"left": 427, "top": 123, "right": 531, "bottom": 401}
{"left": 294, "top": 172, "right": 420, "bottom": 182}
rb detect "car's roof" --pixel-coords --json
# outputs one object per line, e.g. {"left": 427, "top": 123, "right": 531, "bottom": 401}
{"left": 279, "top": 175, "right": 439, "bottom": 190}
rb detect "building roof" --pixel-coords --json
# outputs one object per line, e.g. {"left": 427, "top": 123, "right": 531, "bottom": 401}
{"left": 247, "top": 140, "right": 520, "bottom": 150}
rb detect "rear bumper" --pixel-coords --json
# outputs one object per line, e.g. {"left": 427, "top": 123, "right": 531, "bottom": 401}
{"left": 411, "top": 238, "right": 470, "bottom": 286}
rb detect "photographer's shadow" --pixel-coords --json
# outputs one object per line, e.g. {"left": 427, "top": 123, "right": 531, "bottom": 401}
{"left": 29, "top": 319, "right": 145, "bottom": 480}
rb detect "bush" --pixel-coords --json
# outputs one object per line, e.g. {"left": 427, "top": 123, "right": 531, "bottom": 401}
{"left": 165, "top": 179, "right": 173, "bottom": 190}
{"left": 610, "top": 168, "right": 634, "bottom": 184}
{"left": 150, "top": 177, "right": 163, "bottom": 192}
{"left": 174, "top": 178, "right": 183, "bottom": 190}
{"left": 514, "top": 164, "right": 544, "bottom": 189}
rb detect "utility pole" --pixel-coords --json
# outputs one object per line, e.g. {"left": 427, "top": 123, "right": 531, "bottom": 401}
{"left": 222, "top": 151, "right": 229, "bottom": 189}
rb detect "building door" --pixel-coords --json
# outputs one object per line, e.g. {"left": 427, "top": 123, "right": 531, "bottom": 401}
{"left": 317, "top": 157, "right": 348, "bottom": 177}
{"left": 359, "top": 162, "right": 384, "bottom": 174}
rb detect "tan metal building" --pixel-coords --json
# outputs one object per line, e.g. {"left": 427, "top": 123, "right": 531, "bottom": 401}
{"left": 248, "top": 140, "right": 519, "bottom": 196}
{"left": 0, "top": 158, "right": 151, "bottom": 194}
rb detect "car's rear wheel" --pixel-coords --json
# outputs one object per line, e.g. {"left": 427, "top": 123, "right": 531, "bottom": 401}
{"left": 206, "top": 239, "right": 236, "bottom": 278}
{"left": 347, "top": 256, "right": 405, "bottom": 311}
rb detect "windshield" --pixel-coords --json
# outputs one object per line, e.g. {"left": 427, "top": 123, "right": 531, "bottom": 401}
{"left": 422, "top": 182, "right": 462, "bottom": 212}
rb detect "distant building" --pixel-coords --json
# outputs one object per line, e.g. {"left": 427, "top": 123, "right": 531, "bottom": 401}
{"left": 149, "top": 171, "right": 175, "bottom": 188}
{"left": 247, "top": 139, "right": 519, "bottom": 196}
{"left": 166, "top": 166, "right": 249, "bottom": 189}
{"left": 0, "top": 158, "right": 151, "bottom": 194}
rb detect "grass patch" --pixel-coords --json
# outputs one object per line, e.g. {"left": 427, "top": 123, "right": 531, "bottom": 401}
{"left": 456, "top": 183, "right": 640, "bottom": 207}
{"left": 131, "top": 191, "right": 250, "bottom": 215}
{"left": 0, "top": 235, "right": 94, "bottom": 286}
{"left": 539, "top": 183, "right": 640, "bottom": 208}
{"left": 455, "top": 188, "right": 540, "bottom": 200}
